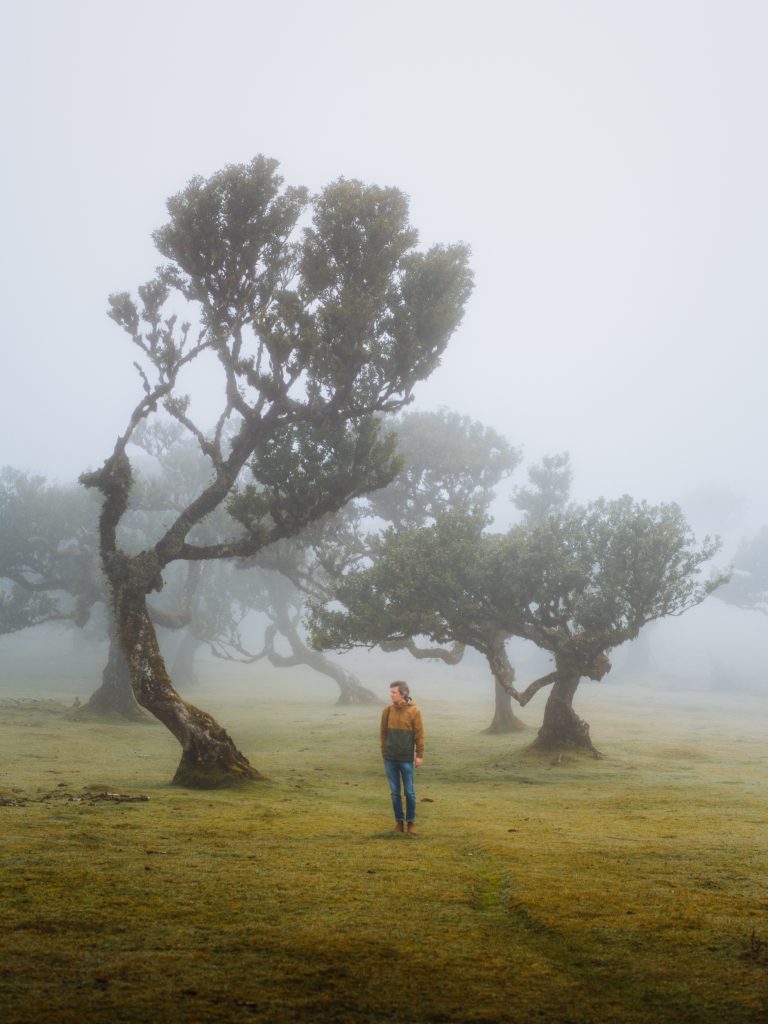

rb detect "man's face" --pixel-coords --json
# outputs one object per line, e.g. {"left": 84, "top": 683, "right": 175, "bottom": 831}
{"left": 390, "top": 687, "right": 405, "bottom": 704}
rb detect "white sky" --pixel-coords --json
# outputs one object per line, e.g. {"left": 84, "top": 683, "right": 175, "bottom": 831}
{"left": 2, "top": 0, "right": 767, "bottom": 546}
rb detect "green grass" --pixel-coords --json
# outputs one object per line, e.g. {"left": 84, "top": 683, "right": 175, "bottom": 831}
{"left": 1, "top": 682, "right": 767, "bottom": 1023}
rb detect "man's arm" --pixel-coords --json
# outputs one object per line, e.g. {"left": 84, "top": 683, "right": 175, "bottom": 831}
{"left": 413, "top": 709, "right": 425, "bottom": 766}
{"left": 380, "top": 707, "right": 389, "bottom": 755}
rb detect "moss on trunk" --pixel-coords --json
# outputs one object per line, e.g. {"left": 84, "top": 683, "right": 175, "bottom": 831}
{"left": 172, "top": 732, "right": 264, "bottom": 788}
{"left": 116, "top": 585, "right": 262, "bottom": 787}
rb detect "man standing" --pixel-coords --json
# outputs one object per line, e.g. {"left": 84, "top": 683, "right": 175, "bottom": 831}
{"left": 381, "top": 680, "right": 425, "bottom": 835}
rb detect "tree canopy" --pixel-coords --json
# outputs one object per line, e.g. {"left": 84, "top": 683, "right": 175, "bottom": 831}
{"left": 0, "top": 468, "right": 101, "bottom": 634}
{"left": 311, "top": 493, "right": 723, "bottom": 753}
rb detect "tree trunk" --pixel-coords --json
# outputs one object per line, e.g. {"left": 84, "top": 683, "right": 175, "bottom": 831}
{"left": 332, "top": 667, "right": 380, "bottom": 705}
{"left": 274, "top": 628, "right": 380, "bottom": 705}
{"left": 266, "top": 580, "right": 380, "bottom": 704}
{"left": 77, "top": 627, "right": 147, "bottom": 721}
{"left": 484, "top": 679, "right": 526, "bottom": 733}
{"left": 171, "top": 629, "right": 204, "bottom": 690}
{"left": 484, "top": 638, "right": 526, "bottom": 733}
{"left": 531, "top": 673, "right": 601, "bottom": 756}
{"left": 116, "top": 587, "right": 261, "bottom": 787}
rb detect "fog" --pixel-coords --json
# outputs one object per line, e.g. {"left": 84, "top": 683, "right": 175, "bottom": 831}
{"left": 2, "top": 1, "right": 768, "bottom": 701}
{"left": 4, "top": 582, "right": 768, "bottom": 717}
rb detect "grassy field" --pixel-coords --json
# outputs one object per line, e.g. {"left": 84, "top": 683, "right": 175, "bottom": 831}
{"left": 1, "top": 676, "right": 767, "bottom": 1023}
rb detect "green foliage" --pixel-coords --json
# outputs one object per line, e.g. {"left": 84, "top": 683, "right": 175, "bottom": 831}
{"left": 312, "top": 493, "right": 724, "bottom": 701}
{"left": 310, "top": 510, "right": 508, "bottom": 654}
{"left": 92, "top": 154, "right": 474, "bottom": 576}
{"left": 0, "top": 468, "right": 101, "bottom": 634}
{"left": 369, "top": 408, "right": 521, "bottom": 529}
{"left": 513, "top": 452, "right": 572, "bottom": 523}
{"left": 507, "top": 496, "right": 723, "bottom": 657}
{"left": 153, "top": 155, "right": 308, "bottom": 322}
{"left": 306, "top": 410, "right": 521, "bottom": 672}
{"left": 227, "top": 416, "right": 401, "bottom": 538}
{"left": 299, "top": 181, "right": 471, "bottom": 404}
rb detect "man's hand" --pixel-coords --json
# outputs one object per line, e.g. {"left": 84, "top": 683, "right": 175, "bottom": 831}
{"left": 415, "top": 757, "right": 424, "bottom": 768}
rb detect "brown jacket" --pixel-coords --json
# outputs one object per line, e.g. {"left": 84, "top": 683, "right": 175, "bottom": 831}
{"left": 381, "top": 701, "right": 425, "bottom": 761}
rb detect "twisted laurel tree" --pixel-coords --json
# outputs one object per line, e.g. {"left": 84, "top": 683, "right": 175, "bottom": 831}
{"left": 81, "top": 156, "right": 473, "bottom": 787}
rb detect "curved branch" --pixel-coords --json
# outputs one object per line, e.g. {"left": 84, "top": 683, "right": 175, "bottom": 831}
{"left": 0, "top": 611, "right": 76, "bottom": 635}
{"left": 164, "top": 403, "right": 223, "bottom": 469}
{"left": 207, "top": 632, "right": 272, "bottom": 665}
{"left": 381, "top": 639, "right": 466, "bottom": 664}
{"left": 515, "top": 671, "right": 560, "bottom": 707}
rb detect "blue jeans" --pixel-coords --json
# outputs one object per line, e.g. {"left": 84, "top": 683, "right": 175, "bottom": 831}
{"left": 384, "top": 759, "right": 416, "bottom": 823}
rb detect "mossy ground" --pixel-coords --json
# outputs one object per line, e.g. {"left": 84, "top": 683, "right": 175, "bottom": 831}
{"left": 1, "top": 682, "right": 767, "bottom": 1023}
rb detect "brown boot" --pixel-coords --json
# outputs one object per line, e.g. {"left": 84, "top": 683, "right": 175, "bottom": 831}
{"left": 394, "top": 821, "right": 404, "bottom": 832}
{"left": 406, "top": 822, "right": 416, "bottom": 835}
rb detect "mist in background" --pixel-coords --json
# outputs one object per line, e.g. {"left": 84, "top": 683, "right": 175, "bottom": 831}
{"left": 2, "top": 0, "right": 767, "bottom": 704}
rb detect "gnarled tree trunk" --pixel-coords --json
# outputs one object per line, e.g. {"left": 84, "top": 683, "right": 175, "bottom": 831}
{"left": 333, "top": 670, "right": 380, "bottom": 705}
{"left": 530, "top": 673, "right": 601, "bottom": 756}
{"left": 116, "top": 586, "right": 261, "bottom": 787}
{"left": 258, "top": 572, "right": 379, "bottom": 704}
{"left": 484, "top": 636, "right": 526, "bottom": 733}
{"left": 78, "top": 625, "right": 146, "bottom": 721}
{"left": 267, "top": 607, "right": 379, "bottom": 705}
{"left": 484, "top": 679, "right": 526, "bottom": 734}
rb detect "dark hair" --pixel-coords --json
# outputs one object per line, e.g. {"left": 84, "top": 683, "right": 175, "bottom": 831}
{"left": 390, "top": 680, "right": 411, "bottom": 701}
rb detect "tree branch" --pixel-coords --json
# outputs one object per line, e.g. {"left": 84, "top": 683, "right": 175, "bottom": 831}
{"left": 514, "top": 671, "right": 560, "bottom": 707}
{"left": 380, "top": 638, "right": 466, "bottom": 664}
